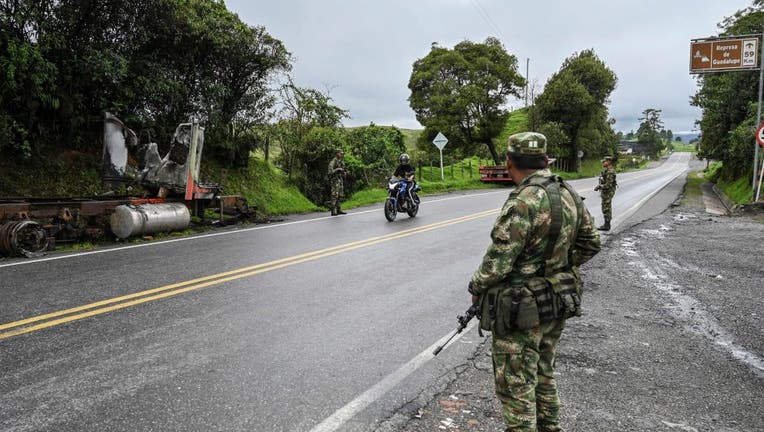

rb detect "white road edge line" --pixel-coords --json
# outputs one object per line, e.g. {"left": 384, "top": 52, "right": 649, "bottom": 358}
{"left": 310, "top": 157, "right": 690, "bottom": 432}
{"left": 0, "top": 191, "right": 507, "bottom": 269}
{"left": 0, "top": 158, "right": 687, "bottom": 269}
{"left": 309, "top": 320, "right": 477, "bottom": 432}
{"left": 611, "top": 165, "right": 689, "bottom": 229}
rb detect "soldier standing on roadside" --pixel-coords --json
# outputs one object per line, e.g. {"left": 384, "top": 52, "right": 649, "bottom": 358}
{"left": 468, "top": 132, "right": 601, "bottom": 432}
{"left": 594, "top": 156, "right": 617, "bottom": 231}
{"left": 328, "top": 149, "right": 347, "bottom": 216}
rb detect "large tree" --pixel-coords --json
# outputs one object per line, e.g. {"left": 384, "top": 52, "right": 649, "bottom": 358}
{"left": 530, "top": 49, "right": 617, "bottom": 167}
{"left": 637, "top": 108, "right": 665, "bottom": 157}
{"left": 408, "top": 38, "right": 525, "bottom": 164}
{"left": 0, "top": 0, "right": 291, "bottom": 166}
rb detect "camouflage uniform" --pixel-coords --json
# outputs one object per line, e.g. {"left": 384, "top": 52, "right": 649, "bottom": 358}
{"left": 328, "top": 153, "right": 345, "bottom": 215}
{"left": 596, "top": 159, "right": 617, "bottom": 229}
{"left": 470, "top": 132, "right": 601, "bottom": 432}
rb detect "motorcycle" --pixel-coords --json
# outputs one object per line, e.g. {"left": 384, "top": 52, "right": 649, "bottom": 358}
{"left": 384, "top": 174, "right": 421, "bottom": 221}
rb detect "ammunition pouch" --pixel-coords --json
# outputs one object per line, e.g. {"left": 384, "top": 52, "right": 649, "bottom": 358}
{"left": 525, "top": 271, "right": 582, "bottom": 322}
{"left": 479, "top": 272, "right": 581, "bottom": 336}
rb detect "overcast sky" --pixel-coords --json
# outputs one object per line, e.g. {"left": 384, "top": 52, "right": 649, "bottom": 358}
{"left": 226, "top": 0, "right": 754, "bottom": 134}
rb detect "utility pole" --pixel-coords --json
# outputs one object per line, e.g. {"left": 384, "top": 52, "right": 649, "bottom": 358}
{"left": 754, "top": 27, "right": 764, "bottom": 200}
{"left": 525, "top": 58, "right": 529, "bottom": 108}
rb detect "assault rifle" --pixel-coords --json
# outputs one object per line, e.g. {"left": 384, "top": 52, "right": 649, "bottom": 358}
{"left": 432, "top": 302, "right": 482, "bottom": 356}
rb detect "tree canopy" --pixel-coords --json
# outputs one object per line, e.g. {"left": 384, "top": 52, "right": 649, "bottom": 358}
{"left": 530, "top": 49, "right": 618, "bottom": 166}
{"left": 0, "top": 0, "right": 291, "bottom": 165}
{"left": 408, "top": 38, "right": 525, "bottom": 164}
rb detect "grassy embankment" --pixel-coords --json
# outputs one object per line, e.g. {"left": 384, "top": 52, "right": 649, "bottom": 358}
{"left": 681, "top": 170, "right": 705, "bottom": 207}
{"left": 703, "top": 161, "right": 755, "bottom": 205}
{"left": 205, "top": 159, "right": 320, "bottom": 215}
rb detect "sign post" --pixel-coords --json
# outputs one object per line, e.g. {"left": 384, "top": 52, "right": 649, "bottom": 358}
{"left": 432, "top": 132, "right": 448, "bottom": 180}
{"left": 756, "top": 124, "right": 764, "bottom": 201}
{"left": 690, "top": 34, "right": 763, "bottom": 201}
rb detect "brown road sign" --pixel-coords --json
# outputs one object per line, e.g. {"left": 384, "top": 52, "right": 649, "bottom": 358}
{"left": 690, "top": 37, "right": 759, "bottom": 73}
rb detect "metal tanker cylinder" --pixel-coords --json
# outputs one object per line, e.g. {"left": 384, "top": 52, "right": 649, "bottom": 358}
{"left": 110, "top": 203, "right": 191, "bottom": 239}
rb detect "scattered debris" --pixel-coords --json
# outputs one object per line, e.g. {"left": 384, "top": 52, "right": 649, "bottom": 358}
{"left": 661, "top": 420, "right": 699, "bottom": 432}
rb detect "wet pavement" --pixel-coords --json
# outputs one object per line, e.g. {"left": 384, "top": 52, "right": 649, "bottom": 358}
{"left": 380, "top": 164, "right": 764, "bottom": 432}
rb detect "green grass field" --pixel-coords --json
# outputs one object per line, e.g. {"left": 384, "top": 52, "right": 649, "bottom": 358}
{"left": 494, "top": 108, "right": 529, "bottom": 148}
{"left": 671, "top": 142, "right": 696, "bottom": 153}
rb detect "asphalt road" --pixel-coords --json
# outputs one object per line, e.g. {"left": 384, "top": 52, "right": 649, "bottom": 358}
{"left": 384, "top": 157, "right": 764, "bottom": 432}
{"left": 0, "top": 153, "right": 690, "bottom": 432}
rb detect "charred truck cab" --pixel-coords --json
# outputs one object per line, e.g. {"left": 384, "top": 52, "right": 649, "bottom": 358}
{"left": 0, "top": 114, "right": 254, "bottom": 257}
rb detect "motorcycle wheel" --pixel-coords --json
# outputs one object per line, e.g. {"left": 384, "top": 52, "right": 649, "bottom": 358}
{"left": 384, "top": 198, "right": 397, "bottom": 221}
{"left": 406, "top": 203, "right": 419, "bottom": 218}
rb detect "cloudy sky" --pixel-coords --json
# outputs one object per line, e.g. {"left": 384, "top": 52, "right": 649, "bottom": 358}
{"left": 226, "top": 0, "right": 753, "bottom": 134}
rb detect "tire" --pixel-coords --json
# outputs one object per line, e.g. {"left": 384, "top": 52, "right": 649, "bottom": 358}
{"left": 407, "top": 192, "right": 420, "bottom": 217}
{"left": 406, "top": 202, "right": 419, "bottom": 218}
{"left": 384, "top": 198, "right": 397, "bottom": 221}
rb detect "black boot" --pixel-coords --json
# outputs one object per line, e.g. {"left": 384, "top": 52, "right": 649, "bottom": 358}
{"left": 330, "top": 205, "right": 337, "bottom": 216}
{"left": 336, "top": 206, "right": 346, "bottom": 215}
{"left": 597, "top": 222, "right": 610, "bottom": 231}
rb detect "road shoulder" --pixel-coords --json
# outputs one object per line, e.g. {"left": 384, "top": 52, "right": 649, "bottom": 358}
{"left": 382, "top": 166, "right": 764, "bottom": 432}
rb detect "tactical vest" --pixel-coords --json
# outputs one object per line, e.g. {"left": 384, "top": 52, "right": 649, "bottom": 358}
{"left": 479, "top": 175, "right": 585, "bottom": 335}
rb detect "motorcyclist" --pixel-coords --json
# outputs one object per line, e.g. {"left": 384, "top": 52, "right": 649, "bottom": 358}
{"left": 393, "top": 153, "right": 415, "bottom": 179}
{"left": 391, "top": 153, "right": 420, "bottom": 209}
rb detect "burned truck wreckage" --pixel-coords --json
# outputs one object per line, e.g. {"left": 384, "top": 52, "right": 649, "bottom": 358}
{"left": 0, "top": 113, "right": 255, "bottom": 257}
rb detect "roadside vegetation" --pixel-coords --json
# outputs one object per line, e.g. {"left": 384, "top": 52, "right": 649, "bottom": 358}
{"left": 690, "top": 2, "right": 764, "bottom": 202}
{"left": 671, "top": 142, "right": 697, "bottom": 153}
{"left": 681, "top": 170, "right": 706, "bottom": 207}
{"left": 1, "top": 3, "right": 662, "bottom": 220}
{"left": 704, "top": 161, "right": 757, "bottom": 205}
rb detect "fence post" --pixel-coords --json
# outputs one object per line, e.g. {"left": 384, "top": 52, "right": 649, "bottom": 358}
{"left": 451, "top": 162, "right": 454, "bottom": 179}
{"left": 469, "top": 159, "right": 472, "bottom": 178}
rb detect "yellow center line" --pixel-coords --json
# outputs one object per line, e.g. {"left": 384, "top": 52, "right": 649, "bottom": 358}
{"left": 0, "top": 210, "right": 492, "bottom": 333}
{"left": 0, "top": 209, "right": 498, "bottom": 340}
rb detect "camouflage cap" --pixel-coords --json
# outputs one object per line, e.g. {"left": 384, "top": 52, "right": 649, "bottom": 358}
{"left": 507, "top": 132, "right": 547, "bottom": 156}
{"left": 601, "top": 156, "right": 614, "bottom": 162}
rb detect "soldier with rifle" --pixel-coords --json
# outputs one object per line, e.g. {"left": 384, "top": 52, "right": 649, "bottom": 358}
{"left": 594, "top": 156, "right": 617, "bottom": 231}
{"left": 458, "top": 132, "right": 601, "bottom": 431}
{"left": 328, "top": 149, "right": 347, "bottom": 216}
